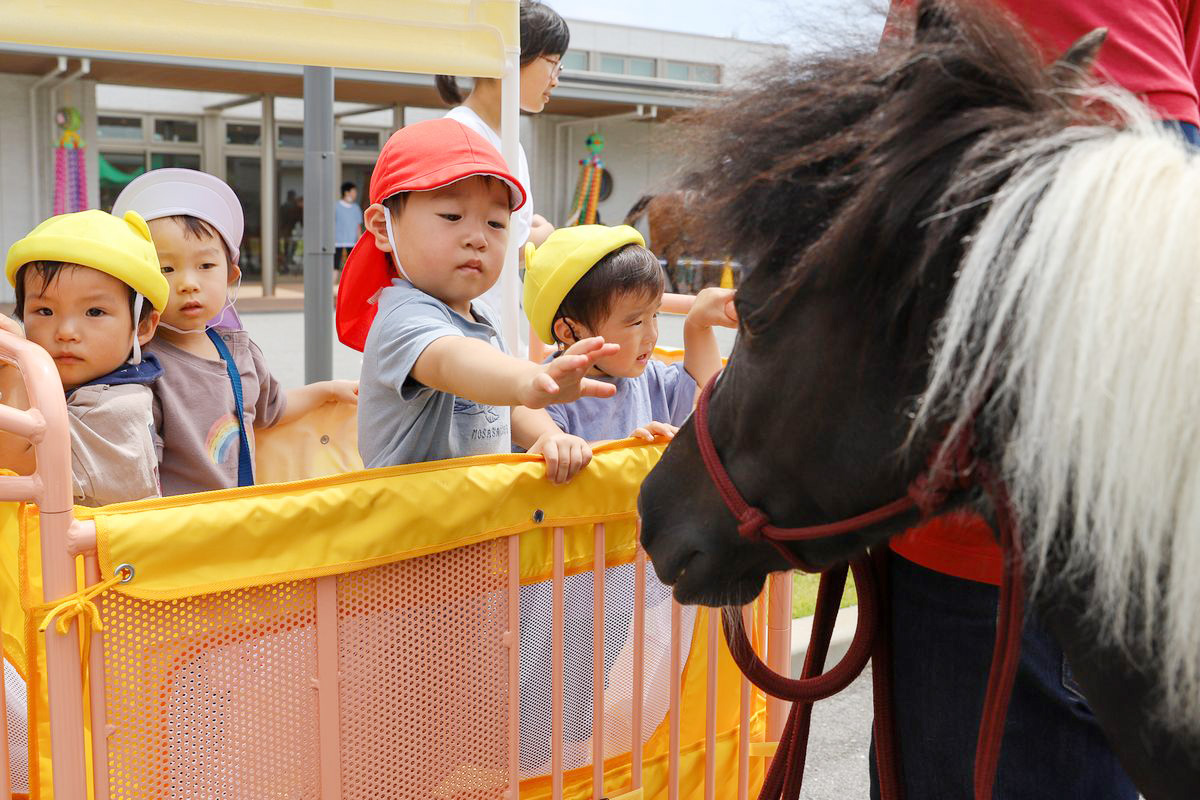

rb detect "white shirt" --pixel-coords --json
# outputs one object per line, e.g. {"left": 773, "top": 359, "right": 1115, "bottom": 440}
{"left": 445, "top": 105, "right": 533, "bottom": 347}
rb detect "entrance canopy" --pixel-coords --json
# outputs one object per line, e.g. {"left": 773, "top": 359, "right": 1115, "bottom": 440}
{"left": 5, "top": 0, "right": 525, "bottom": 378}
{"left": 5, "top": 0, "right": 517, "bottom": 77}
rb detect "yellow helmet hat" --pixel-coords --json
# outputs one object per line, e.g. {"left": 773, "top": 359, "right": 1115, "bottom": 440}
{"left": 523, "top": 224, "right": 646, "bottom": 345}
{"left": 5, "top": 209, "right": 169, "bottom": 312}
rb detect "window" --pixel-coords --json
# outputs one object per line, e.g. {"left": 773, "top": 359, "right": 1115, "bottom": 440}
{"left": 98, "top": 152, "right": 147, "bottom": 211}
{"left": 225, "top": 156, "right": 262, "bottom": 275}
{"left": 628, "top": 57, "right": 655, "bottom": 78}
{"left": 665, "top": 60, "right": 721, "bottom": 84}
{"left": 225, "top": 123, "right": 261, "bottom": 146}
{"left": 598, "top": 54, "right": 626, "bottom": 75}
{"left": 598, "top": 54, "right": 659, "bottom": 78}
{"left": 153, "top": 118, "right": 199, "bottom": 143}
{"left": 561, "top": 50, "right": 588, "bottom": 71}
{"left": 665, "top": 61, "right": 690, "bottom": 81}
{"left": 342, "top": 129, "right": 379, "bottom": 152}
{"left": 97, "top": 115, "right": 144, "bottom": 141}
{"left": 278, "top": 126, "right": 304, "bottom": 148}
{"left": 150, "top": 153, "right": 201, "bottom": 170}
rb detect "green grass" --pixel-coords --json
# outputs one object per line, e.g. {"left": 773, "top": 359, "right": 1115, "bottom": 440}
{"left": 792, "top": 571, "right": 858, "bottom": 619}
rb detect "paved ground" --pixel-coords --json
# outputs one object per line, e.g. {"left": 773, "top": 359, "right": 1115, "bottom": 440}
{"left": 801, "top": 666, "right": 874, "bottom": 798}
{"left": 240, "top": 308, "right": 738, "bottom": 388}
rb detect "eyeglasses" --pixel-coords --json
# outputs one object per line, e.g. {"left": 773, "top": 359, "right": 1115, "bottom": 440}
{"left": 540, "top": 55, "right": 564, "bottom": 77}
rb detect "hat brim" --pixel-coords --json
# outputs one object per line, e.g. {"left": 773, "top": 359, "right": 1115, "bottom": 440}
{"left": 336, "top": 231, "right": 396, "bottom": 352}
{"left": 376, "top": 166, "right": 526, "bottom": 212}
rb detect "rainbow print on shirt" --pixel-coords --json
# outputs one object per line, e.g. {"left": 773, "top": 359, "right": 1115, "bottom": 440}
{"left": 206, "top": 413, "right": 242, "bottom": 465}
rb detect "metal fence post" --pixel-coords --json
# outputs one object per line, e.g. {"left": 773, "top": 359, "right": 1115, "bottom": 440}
{"left": 302, "top": 66, "right": 334, "bottom": 383}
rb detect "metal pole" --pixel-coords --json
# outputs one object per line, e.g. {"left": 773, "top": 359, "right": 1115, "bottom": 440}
{"left": 260, "top": 94, "right": 277, "bottom": 297}
{"left": 497, "top": 48, "right": 521, "bottom": 354}
{"left": 302, "top": 66, "right": 335, "bottom": 383}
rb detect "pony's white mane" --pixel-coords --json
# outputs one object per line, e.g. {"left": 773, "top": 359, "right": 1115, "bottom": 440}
{"left": 917, "top": 86, "right": 1200, "bottom": 732}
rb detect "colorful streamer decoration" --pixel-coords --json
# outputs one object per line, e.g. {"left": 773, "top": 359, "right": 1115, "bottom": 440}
{"left": 53, "top": 107, "right": 88, "bottom": 215}
{"left": 567, "top": 133, "right": 605, "bottom": 226}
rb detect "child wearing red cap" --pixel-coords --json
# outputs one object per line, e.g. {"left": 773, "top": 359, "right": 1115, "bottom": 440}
{"left": 337, "top": 118, "right": 618, "bottom": 482}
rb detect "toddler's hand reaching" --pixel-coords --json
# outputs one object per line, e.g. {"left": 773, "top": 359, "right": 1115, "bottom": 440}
{"left": 630, "top": 421, "right": 678, "bottom": 442}
{"left": 520, "top": 336, "right": 619, "bottom": 409}
{"left": 529, "top": 431, "right": 592, "bottom": 484}
{"left": 687, "top": 288, "right": 738, "bottom": 329}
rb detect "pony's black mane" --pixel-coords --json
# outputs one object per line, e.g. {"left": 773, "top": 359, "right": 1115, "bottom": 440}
{"left": 672, "top": 0, "right": 1102, "bottom": 355}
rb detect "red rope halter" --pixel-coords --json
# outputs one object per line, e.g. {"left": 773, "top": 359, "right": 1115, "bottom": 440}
{"left": 692, "top": 371, "right": 1024, "bottom": 800}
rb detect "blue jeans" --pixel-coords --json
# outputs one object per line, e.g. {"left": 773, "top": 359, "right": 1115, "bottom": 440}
{"left": 1171, "top": 120, "right": 1200, "bottom": 146}
{"left": 868, "top": 554, "right": 1137, "bottom": 800}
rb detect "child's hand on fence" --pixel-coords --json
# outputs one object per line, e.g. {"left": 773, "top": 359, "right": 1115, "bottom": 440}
{"left": 687, "top": 288, "right": 738, "bottom": 330}
{"left": 631, "top": 421, "right": 678, "bottom": 442}
{"left": 520, "top": 337, "right": 619, "bottom": 409}
{"left": 529, "top": 430, "right": 592, "bottom": 484}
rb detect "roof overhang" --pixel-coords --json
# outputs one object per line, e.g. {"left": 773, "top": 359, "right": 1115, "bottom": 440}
{"left": 0, "top": 44, "right": 719, "bottom": 117}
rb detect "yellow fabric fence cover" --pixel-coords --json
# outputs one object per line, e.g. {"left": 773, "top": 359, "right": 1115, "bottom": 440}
{"left": 3, "top": 438, "right": 765, "bottom": 798}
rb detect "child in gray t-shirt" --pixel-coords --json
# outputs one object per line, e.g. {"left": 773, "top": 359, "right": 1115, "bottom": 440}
{"left": 337, "top": 119, "right": 618, "bottom": 482}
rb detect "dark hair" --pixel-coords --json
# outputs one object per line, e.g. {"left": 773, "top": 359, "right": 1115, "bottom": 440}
{"left": 552, "top": 244, "right": 664, "bottom": 345}
{"left": 13, "top": 261, "right": 155, "bottom": 323}
{"left": 436, "top": 0, "right": 570, "bottom": 105}
{"left": 163, "top": 214, "right": 234, "bottom": 267}
{"left": 381, "top": 193, "right": 409, "bottom": 216}
{"left": 341, "top": 181, "right": 357, "bottom": 196}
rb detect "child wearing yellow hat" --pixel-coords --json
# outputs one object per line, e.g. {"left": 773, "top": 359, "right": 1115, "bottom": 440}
{"left": 519, "top": 224, "right": 735, "bottom": 770}
{"left": 0, "top": 209, "right": 169, "bottom": 506}
{"left": 523, "top": 224, "right": 736, "bottom": 442}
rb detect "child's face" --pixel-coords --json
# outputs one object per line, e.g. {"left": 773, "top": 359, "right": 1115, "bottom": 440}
{"left": 148, "top": 218, "right": 234, "bottom": 332}
{"left": 22, "top": 266, "right": 156, "bottom": 390}
{"left": 382, "top": 177, "right": 511, "bottom": 314}
{"left": 566, "top": 290, "right": 662, "bottom": 378}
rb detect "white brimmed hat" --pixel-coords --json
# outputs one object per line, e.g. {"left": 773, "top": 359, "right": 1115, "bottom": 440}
{"left": 112, "top": 168, "right": 245, "bottom": 264}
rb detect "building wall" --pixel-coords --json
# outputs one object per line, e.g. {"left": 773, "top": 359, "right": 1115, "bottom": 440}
{"left": 0, "top": 74, "right": 36, "bottom": 304}
{"left": 532, "top": 113, "right": 683, "bottom": 237}
{"left": 0, "top": 73, "right": 99, "bottom": 304}
{"left": 565, "top": 18, "right": 784, "bottom": 85}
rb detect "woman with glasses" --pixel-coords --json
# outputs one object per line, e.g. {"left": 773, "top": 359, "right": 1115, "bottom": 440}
{"left": 436, "top": 1, "right": 568, "bottom": 311}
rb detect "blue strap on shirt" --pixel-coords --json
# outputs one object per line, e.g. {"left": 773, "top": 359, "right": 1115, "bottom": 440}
{"left": 206, "top": 329, "right": 254, "bottom": 487}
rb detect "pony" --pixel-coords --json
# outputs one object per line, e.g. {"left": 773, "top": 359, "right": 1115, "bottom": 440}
{"left": 624, "top": 191, "right": 730, "bottom": 292}
{"left": 636, "top": 1, "right": 1200, "bottom": 798}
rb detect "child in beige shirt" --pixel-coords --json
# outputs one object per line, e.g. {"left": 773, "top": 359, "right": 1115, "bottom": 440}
{"left": 0, "top": 209, "right": 169, "bottom": 506}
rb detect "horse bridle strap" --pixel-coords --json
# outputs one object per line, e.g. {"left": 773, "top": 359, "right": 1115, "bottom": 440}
{"left": 692, "top": 369, "right": 1023, "bottom": 800}
{"left": 694, "top": 372, "right": 960, "bottom": 567}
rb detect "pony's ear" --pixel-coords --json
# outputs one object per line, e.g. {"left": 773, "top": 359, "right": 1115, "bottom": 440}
{"left": 914, "top": 0, "right": 958, "bottom": 43}
{"left": 1049, "top": 27, "right": 1107, "bottom": 85}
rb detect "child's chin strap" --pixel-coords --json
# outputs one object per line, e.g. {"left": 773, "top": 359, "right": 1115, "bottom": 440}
{"left": 383, "top": 211, "right": 414, "bottom": 283}
{"left": 130, "top": 293, "right": 145, "bottom": 365}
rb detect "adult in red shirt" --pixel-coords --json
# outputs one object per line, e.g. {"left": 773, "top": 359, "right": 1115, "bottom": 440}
{"left": 876, "top": 2, "right": 1200, "bottom": 798}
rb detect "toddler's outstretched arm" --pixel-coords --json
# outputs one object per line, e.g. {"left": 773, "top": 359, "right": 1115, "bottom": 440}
{"left": 412, "top": 335, "right": 619, "bottom": 409}
{"left": 683, "top": 288, "right": 738, "bottom": 393}
{"left": 275, "top": 380, "right": 359, "bottom": 427}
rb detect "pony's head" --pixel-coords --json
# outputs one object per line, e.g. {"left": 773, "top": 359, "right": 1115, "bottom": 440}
{"left": 640, "top": 0, "right": 1103, "bottom": 606}
{"left": 641, "top": 0, "right": 1200, "bottom": 737}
